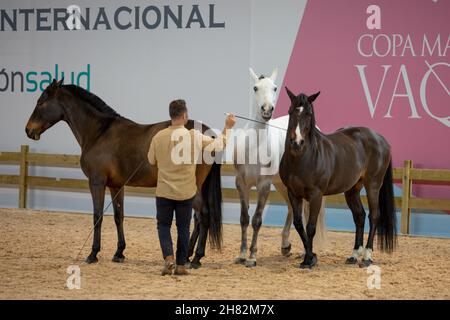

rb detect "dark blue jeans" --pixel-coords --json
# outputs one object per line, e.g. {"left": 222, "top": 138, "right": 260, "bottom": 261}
{"left": 156, "top": 196, "right": 194, "bottom": 265}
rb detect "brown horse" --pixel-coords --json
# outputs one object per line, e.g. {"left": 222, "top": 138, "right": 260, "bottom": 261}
{"left": 25, "top": 79, "right": 222, "bottom": 268}
{"left": 279, "top": 88, "right": 397, "bottom": 268}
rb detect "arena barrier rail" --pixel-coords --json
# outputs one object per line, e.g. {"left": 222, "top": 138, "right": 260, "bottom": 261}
{"left": 1, "top": 145, "right": 450, "bottom": 235}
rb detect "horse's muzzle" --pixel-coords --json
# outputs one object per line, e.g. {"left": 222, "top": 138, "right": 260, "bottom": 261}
{"left": 25, "top": 127, "right": 41, "bottom": 140}
{"left": 261, "top": 105, "right": 274, "bottom": 121}
{"left": 289, "top": 139, "right": 304, "bottom": 149}
{"left": 261, "top": 111, "right": 273, "bottom": 121}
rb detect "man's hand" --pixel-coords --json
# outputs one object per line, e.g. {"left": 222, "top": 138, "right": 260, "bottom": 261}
{"left": 225, "top": 113, "right": 236, "bottom": 129}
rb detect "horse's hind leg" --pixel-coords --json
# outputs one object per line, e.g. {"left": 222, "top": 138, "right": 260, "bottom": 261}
{"left": 190, "top": 209, "right": 209, "bottom": 269}
{"left": 189, "top": 163, "right": 217, "bottom": 269}
{"left": 246, "top": 181, "right": 271, "bottom": 267}
{"left": 86, "top": 178, "right": 106, "bottom": 264}
{"left": 361, "top": 182, "right": 382, "bottom": 267}
{"left": 187, "top": 211, "right": 200, "bottom": 264}
{"left": 110, "top": 187, "right": 126, "bottom": 263}
{"left": 344, "top": 182, "right": 365, "bottom": 264}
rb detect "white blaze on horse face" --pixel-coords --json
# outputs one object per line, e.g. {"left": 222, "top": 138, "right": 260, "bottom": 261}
{"left": 294, "top": 107, "right": 304, "bottom": 144}
{"left": 295, "top": 124, "right": 303, "bottom": 144}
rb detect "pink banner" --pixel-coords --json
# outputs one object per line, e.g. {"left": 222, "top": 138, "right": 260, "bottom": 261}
{"left": 276, "top": 0, "right": 450, "bottom": 199}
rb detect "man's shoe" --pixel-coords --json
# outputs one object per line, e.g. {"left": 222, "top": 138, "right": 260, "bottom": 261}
{"left": 161, "top": 256, "right": 175, "bottom": 276}
{"left": 174, "top": 265, "right": 189, "bottom": 276}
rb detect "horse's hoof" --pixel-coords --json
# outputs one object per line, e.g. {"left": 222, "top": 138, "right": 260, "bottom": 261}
{"left": 345, "top": 257, "right": 358, "bottom": 264}
{"left": 359, "top": 259, "right": 373, "bottom": 268}
{"left": 185, "top": 261, "right": 192, "bottom": 269}
{"left": 245, "top": 260, "right": 257, "bottom": 268}
{"left": 234, "top": 257, "right": 246, "bottom": 265}
{"left": 281, "top": 244, "right": 292, "bottom": 257}
{"left": 112, "top": 255, "right": 125, "bottom": 263}
{"left": 299, "top": 254, "right": 317, "bottom": 269}
{"left": 85, "top": 254, "right": 98, "bottom": 264}
{"left": 190, "top": 261, "right": 202, "bottom": 269}
{"left": 299, "top": 261, "right": 314, "bottom": 269}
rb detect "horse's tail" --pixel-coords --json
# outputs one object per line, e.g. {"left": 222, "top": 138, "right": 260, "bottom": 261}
{"left": 377, "top": 160, "right": 397, "bottom": 253}
{"left": 202, "top": 162, "right": 223, "bottom": 250}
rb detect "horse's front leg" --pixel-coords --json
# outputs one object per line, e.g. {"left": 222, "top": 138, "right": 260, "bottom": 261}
{"left": 274, "top": 182, "right": 293, "bottom": 256}
{"left": 110, "top": 187, "right": 126, "bottom": 263}
{"left": 235, "top": 176, "right": 250, "bottom": 264}
{"left": 246, "top": 180, "right": 271, "bottom": 268}
{"left": 86, "top": 178, "right": 106, "bottom": 264}
{"left": 190, "top": 208, "right": 209, "bottom": 269}
{"left": 301, "top": 193, "right": 323, "bottom": 269}
{"left": 287, "top": 190, "right": 308, "bottom": 256}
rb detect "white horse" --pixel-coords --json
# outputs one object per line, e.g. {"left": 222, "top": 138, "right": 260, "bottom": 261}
{"left": 227, "top": 67, "right": 328, "bottom": 267}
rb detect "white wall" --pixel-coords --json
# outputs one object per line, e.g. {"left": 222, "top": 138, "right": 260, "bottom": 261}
{"left": 0, "top": 0, "right": 307, "bottom": 216}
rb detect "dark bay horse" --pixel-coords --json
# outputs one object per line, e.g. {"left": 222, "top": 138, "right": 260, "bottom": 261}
{"left": 25, "top": 79, "right": 221, "bottom": 268}
{"left": 279, "top": 88, "right": 397, "bottom": 268}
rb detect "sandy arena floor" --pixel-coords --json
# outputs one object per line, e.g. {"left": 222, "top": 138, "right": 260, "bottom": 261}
{"left": 0, "top": 208, "right": 449, "bottom": 299}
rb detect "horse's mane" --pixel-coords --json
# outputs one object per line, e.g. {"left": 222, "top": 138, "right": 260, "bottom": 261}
{"left": 63, "top": 85, "right": 121, "bottom": 118}
{"left": 299, "top": 93, "right": 318, "bottom": 140}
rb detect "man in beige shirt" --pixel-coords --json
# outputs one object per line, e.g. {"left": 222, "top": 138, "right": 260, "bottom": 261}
{"left": 148, "top": 99, "right": 235, "bottom": 275}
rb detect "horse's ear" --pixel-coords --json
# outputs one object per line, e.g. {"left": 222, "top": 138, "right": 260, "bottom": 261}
{"left": 46, "top": 79, "right": 58, "bottom": 93}
{"left": 270, "top": 67, "right": 278, "bottom": 82}
{"left": 57, "top": 78, "right": 64, "bottom": 87}
{"left": 249, "top": 67, "right": 258, "bottom": 82}
{"left": 285, "top": 87, "right": 296, "bottom": 101}
{"left": 308, "top": 91, "right": 320, "bottom": 103}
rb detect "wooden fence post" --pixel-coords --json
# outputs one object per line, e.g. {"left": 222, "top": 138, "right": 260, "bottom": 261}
{"left": 401, "top": 160, "right": 412, "bottom": 234}
{"left": 18, "top": 145, "right": 29, "bottom": 209}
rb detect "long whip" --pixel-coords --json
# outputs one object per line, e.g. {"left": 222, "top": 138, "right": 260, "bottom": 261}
{"left": 224, "top": 112, "right": 287, "bottom": 131}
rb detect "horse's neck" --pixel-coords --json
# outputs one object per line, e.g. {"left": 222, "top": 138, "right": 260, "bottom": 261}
{"left": 246, "top": 120, "right": 271, "bottom": 147}
{"left": 308, "top": 126, "right": 324, "bottom": 148}
{"left": 62, "top": 97, "right": 111, "bottom": 150}
{"left": 247, "top": 101, "right": 269, "bottom": 138}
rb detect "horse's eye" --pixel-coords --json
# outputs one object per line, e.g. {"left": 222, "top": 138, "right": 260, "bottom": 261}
{"left": 274, "top": 87, "right": 277, "bottom": 92}
{"left": 253, "top": 86, "right": 258, "bottom": 92}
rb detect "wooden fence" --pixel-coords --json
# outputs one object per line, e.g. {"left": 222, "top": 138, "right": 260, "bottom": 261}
{"left": 1, "top": 145, "right": 450, "bottom": 235}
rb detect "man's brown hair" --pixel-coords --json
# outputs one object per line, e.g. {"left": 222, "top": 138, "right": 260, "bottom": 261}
{"left": 169, "top": 99, "right": 187, "bottom": 119}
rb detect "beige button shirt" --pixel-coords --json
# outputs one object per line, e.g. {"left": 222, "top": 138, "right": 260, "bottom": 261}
{"left": 148, "top": 125, "right": 228, "bottom": 200}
